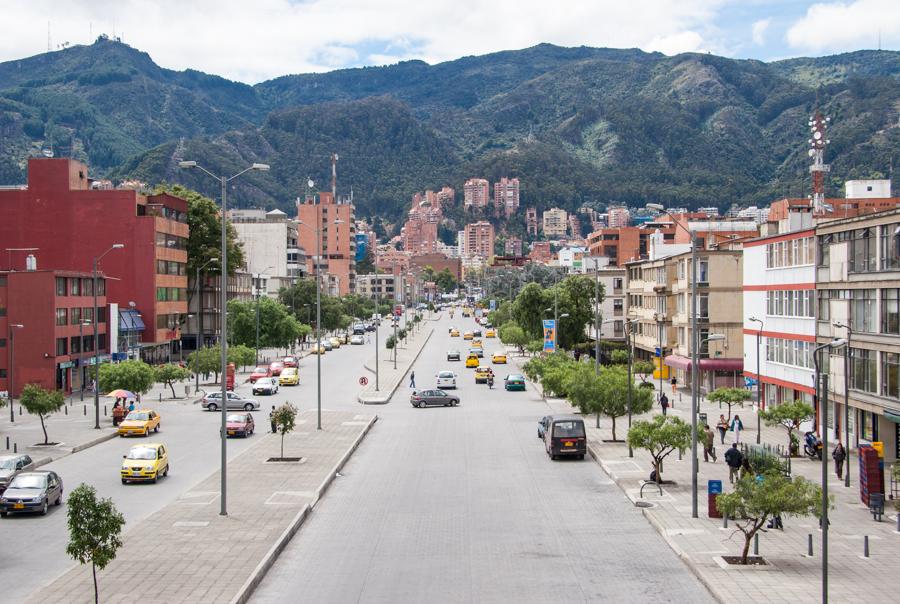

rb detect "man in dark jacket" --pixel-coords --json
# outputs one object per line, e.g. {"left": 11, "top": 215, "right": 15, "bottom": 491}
{"left": 724, "top": 443, "right": 743, "bottom": 484}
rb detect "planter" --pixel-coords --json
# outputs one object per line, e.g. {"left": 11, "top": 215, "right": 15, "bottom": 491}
{"left": 266, "top": 457, "right": 303, "bottom": 463}
{"left": 714, "top": 555, "right": 771, "bottom": 569}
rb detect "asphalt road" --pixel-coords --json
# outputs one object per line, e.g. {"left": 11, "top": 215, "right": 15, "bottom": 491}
{"left": 0, "top": 325, "right": 382, "bottom": 603}
{"left": 251, "top": 313, "right": 714, "bottom": 603}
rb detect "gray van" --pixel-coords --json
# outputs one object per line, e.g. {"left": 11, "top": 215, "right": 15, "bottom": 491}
{"left": 543, "top": 415, "right": 587, "bottom": 460}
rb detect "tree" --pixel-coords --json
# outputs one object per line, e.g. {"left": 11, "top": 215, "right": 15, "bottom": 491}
{"left": 760, "top": 401, "right": 815, "bottom": 456}
{"left": 19, "top": 384, "right": 65, "bottom": 444}
{"left": 567, "top": 365, "right": 653, "bottom": 438}
{"left": 512, "top": 282, "right": 551, "bottom": 340}
{"left": 498, "top": 323, "right": 527, "bottom": 354}
{"left": 633, "top": 361, "right": 655, "bottom": 384}
{"left": 187, "top": 346, "right": 221, "bottom": 380}
{"left": 610, "top": 350, "right": 629, "bottom": 364}
{"left": 273, "top": 403, "right": 298, "bottom": 459}
{"left": 716, "top": 472, "right": 825, "bottom": 564}
{"left": 627, "top": 415, "right": 691, "bottom": 484}
{"left": 154, "top": 364, "right": 191, "bottom": 398}
{"left": 525, "top": 339, "right": 543, "bottom": 356}
{"left": 97, "top": 361, "right": 156, "bottom": 398}
{"left": 707, "top": 387, "right": 751, "bottom": 420}
{"left": 555, "top": 275, "right": 598, "bottom": 350}
{"left": 435, "top": 268, "right": 457, "bottom": 293}
{"left": 228, "top": 344, "right": 256, "bottom": 370}
{"left": 66, "top": 483, "right": 125, "bottom": 604}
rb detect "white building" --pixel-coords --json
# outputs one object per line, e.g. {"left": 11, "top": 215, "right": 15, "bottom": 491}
{"left": 583, "top": 257, "right": 627, "bottom": 343}
{"left": 845, "top": 179, "right": 891, "bottom": 199}
{"left": 230, "top": 208, "right": 306, "bottom": 296}
{"left": 355, "top": 273, "right": 397, "bottom": 300}
{"left": 557, "top": 246, "right": 587, "bottom": 271}
{"left": 543, "top": 208, "right": 568, "bottom": 237}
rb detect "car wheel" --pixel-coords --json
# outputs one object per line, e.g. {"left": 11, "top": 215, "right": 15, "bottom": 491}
{"left": 244, "top": 403, "right": 254, "bottom": 411}
{"left": 164, "top": 465, "right": 169, "bottom": 477}
{"left": 418, "top": 401, "right": 427, "bottom": 408}
{"left": 453, "top": 400, "right": 459, "bottom": 406}
{"left": 121, "top": 479, "right": 128, "bottom": 485}
{"left": 151, "top": 474, "right": 158, "bottom": 484}
{"left": 154, "top": 424, "right": 159, "bottom": 433}
{"left": 0, "top": 511, "right": 6, "bottom": 517}
{"left": 207, "top": 403, "right": 218, "bottom": 412}
{"left": 40, "top": 500, "right": 48, "bottom": 515}
{"left": 144, "top": 428, "right": 149, "bottom": 437}
{"left": 55, "top": 493, "right": 62, "bottom": 506}
{"left": 579, "top": 454, "right": 585, "bottom": 460}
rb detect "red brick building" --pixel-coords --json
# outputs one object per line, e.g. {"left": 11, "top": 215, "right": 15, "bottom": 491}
{"left": 0, "top": 158, "right": 189, "bottom": 364}
{"left": 1, "top": 270, "right": 107, "bottom": 396}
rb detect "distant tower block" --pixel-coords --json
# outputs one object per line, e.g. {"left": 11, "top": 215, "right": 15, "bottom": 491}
{"left": 526, "top": 207, "right": 538, "bottom": 236}
{"left": 808, "top": 112, "right": 831, "bottom": 212}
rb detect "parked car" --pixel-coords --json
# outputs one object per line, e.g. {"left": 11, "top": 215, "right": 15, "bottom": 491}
{"left": 249, "top": 366, "right": 272, "bottom": 383}
{"left": 253, "top": 377, "right": 280, "bottom": 396}
{"left": 282, "top": 356, "right": 299, "bottom": 368}
{"left": 446, "top": 350, "right": 461, "bottom": 361}
{"left": 200, "top": 391, "right": 260, "bottom": 412}
{"left": 350, "top": 334, "right": 365, "bottom": 345}
{"left": 0, "top": 471, "right": 63, "bottom": 516}
{"left": 121, "top": 443, "right": 169, "bottom": 484}
{"left": 226, "top": 413, "right": 255, "bottom": 438}
{"left": 492, "top": 352, "right": 508, "bottom": 364}
{"left": 118, "top": 409, "right": 161, "bottom": 437}
{"left": 436, "top": 371, "right": 457, "bottom": 389}
{"left": 0, "top": 454, "right": 34, "bottom": 495}
{"left": 410, "top": 390, "right": 460, "bottom": 408}
{"left": 268, "top": 361, "right": 285, "bottom": 376}
{"left": 543, "top": 415, "right": 587, "bottom": 460}
{"left": 505, "top": 374, "right": 526, "bottom": 391}
{"left": 323, "top": 340, "right": 334, "bottom": 351}
{"left": 279, "top": 367, "right": 299, "bottom": 386}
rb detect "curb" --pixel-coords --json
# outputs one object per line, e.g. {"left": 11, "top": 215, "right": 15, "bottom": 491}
{"left": 230, "top": 414, "right": 378, "bottom": 604}
{"left": 358, "top": 328, "right": 434, "bottom": 405}
{"left": 70, "top": 430, "right": 118, "bottom": 453}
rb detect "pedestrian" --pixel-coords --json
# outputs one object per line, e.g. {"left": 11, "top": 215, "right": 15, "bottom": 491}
{"left": 127, "top": 400, "right": 135, "bottom": 413}
{"left": 409, "top": 371, "right": 416, "bottom": 389}
{"left": 112, "top": 401, "right": 124, "bottom": 426}
{"left": 670, "top": 376, "right": 677, "bottom": 394}
{"left": 730, "top": 414, "right": 744, "bottom": 444}
{"left": 659, "top": 393, "right": 669, "bottom": 415}
{"left": 702, "top": 425, "right": 717, "bottom": 462}
{"left": 716, "top": 414, "right": 729, "bottom": 444}
{"left": 832, "top": 442, "right": 846, "bottom": 480}
{"left": 725, "top": 443, "right": 743, "bottom": 484}
{"left": 269, "top": 405, "right": 277, "bottom": 433}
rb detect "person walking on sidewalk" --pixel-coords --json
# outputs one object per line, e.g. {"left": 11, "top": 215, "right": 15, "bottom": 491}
{"left": 832, "top": 442, "right": 846, "bottom": 480}
{"left": 716, "top": 415, "right": 729, "bottom": 444}
{"left": 670, "top": 376, "right": 677, "bottom": 394}
{"left": 730, "top": 414, "right": 744, "bottom": 444}
{"left": 725, "top": 443, "right": 743, "bottom": 484}
{"left": 269, "top": 405, "right": 277, "bottom": 433}
{"left": 659, "top": 393, "right": 669, "bottom": 415}
{"left": 703, "top": 425, "right": 717, "bottom": 462}
{"left": 409, "top": 371, "right": 416, "bottom": 389}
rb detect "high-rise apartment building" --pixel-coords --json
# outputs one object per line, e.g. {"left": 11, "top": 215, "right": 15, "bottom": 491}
{"left": 402, "top": 189, "right": 443, "bottom": 255}
{"left": 436, "top": 186, "right": 455, "bottom": 207}
{"left": 464, "top": 178, "right": 490, "bottom": 209}
{"left": 493, "top": 177, "right": 520, "bottom": 216}
{"left": 607, "top": 206, "right": 631, "bottom": 228}
{"left": 229, "top": 208, "right": 306, "bottom": 296}
{"left": 542, "top": 208, "right": 568, "bottom": 238}
{"left": 504, "top": 238, "right": 524, "bottom": 257}
{"left": 464, "top": 222, "right": 495, "bottom": 258}
{"left": 526, "top": 207, "right": 539, "bottom": 236}
{"left": 296, "top": 191, "right": 356, "bottom": 295}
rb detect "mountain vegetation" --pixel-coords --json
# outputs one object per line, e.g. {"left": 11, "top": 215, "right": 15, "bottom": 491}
{"left": 1, "top": 39, "right": 898, "bottom": 224}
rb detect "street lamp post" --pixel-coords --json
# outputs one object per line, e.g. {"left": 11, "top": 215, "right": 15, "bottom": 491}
{"left": 79, "top": 320, "right": 90, "bottom": 401}
{"left": 813, "top": 338, "right": 848, "bottom": 604}
{"left": 194, "top": 257, "right": 218, "bottom": 391}
{"left": 8, "top": 324, "right": 24, "bottom": 422}
{"left": 833, "top": 322, "right": 852, "bottom": 488}
{"left": 93, "top": 243, "right": 124, "bottom": 430}
{"left": 749, "top": 317, "right": 764, "bottom": 444}
{"left": 179, "top": 160, "right": 270, "bottom": 516}
{"left": 625, "top": 318, "right": 638, "bottom": 457}
{"left": 594, "top": 266, "right": 601, "bottom": 374}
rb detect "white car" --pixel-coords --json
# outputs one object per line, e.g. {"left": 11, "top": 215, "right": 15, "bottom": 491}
{"left": 350, "top": 334, "right": 365, "bottom": 345}
{"left": 436, "top": 371, "right": 457, "bottom": 389}
{"left": 252, "top": 377, "right": 279, "bottom": 396}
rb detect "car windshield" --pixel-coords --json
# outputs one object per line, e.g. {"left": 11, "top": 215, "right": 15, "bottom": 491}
{"left": 439, "top": 372, "right": 454, "bottom": 378}
{"left": 126, "top": 412, "right": 150, "bottom": 421}
{"left": 253, "top": 367, "right": 267, "bottom": 373}
{"left": 553, "top": 421, "right": 585, "bottom": 438}
{"left": 8, "top": 474, "right": 46, "bottom": 489}
{"left": 227, "top": 415, "right": 246, "bottom": 423}
{"left": 127, "top": 447, "right": 157, "bottom": 460}
{"left": 509, "top": 375, "right": 524, "bottom": 381}
{"left": 0, "top": 458, "right": 18, "bottom": 470}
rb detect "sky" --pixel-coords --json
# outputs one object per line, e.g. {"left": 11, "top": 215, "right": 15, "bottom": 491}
{"left": 0, "top": 0, "right": 897, "bottom": 84}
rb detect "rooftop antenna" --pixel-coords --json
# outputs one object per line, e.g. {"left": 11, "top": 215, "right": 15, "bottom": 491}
{"left": 807, "top": 110, "right": 831, "bottom": 213}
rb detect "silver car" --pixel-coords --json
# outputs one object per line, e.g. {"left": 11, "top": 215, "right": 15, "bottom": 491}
{"left": 200, "top": 391, "right": 260, "bottom": 412}
{"left": 0, "top": 455, "right": 34, "bottom": 494}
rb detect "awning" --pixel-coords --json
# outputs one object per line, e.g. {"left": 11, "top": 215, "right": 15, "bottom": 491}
{"left": 884, "top": 409, "right": 900, "bottom": 424}
{"left": 119, "top": 309, "right": 145, "bottom": 333}
{"left": 664, "top": 355, "right": 744, "bottom": 372}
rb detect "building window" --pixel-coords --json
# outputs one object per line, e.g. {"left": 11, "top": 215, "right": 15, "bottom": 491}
{"left": 97, "top": 307, "right": 106, "bottom": 324}
{"left": 850, "top": 348, "right": 876, "bottom": 393}
{"left": 0, "top": 369, "right": 5, "bottom": 378}
{"left": 697, "top": 260, "right": 709, "bottom": 283}
{"left": 82, "top": 279, "right": 93, "bottom": 296}
{"left": 56, "top": 277, "right": 67, "bottom": 296}
{"left": 883, "top": 352, "right": 900, "bottom": 399}
{"left": 97, "top": 279, "right": 106, "bottom": 295}
{"left": 0, "top": 306, "right": 5, "bottom": 317}
{"left": 70, "top": 278, "right": 81, "bottom": 296}
{"left": 71, "top": 307, "right": 82, "bottom": 325}
{"left": 56, "top": 308, "right": 68, "bottom": 326}
{"left": 880, "top": 223, "right": 900, "bottom": 270}
{"left": 83, "top": 336, "right": 94, "bottom": 353}
{"left": 766, "top": 244, "right": 773, "bottom": 268}
{"left": 56, "top": 337, "right": 67, "bottom": 356}
{"left": 71, "top": 336, "right": 81, "bottom": 354}
{"left": 882, "top": 289, "right": 900, "bottom": 334}
{"left": 613, "top": 278, "right": 623, "bottom": 290}
{"left": 83, "top": 307, "right": 94, "bottom": 323}
{"left": 698, "top": 294, "right": 709, "bottom": 318}
{"left": 613, "top": 299, "right": 623, "bottom": 312}
{"left": 849, "top": 228, "right": 875, "bottom": 273}
{"left": 818, "top": 234, "right": 831, "bottom": 267}
{"left": 850, "top": 289, "right": 876, "bottom": 333}
{"left": 0, "top": 339, "right": 5, "bottom": 348}
{"left": 155, "top": 232, "right": 188, "bottom": 250}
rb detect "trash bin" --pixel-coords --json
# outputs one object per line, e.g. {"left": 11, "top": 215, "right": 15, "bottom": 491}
{"left": 184, "top": 385, "right": 191, "bottom": 397}
{"left": 708, "top": 479, "right": 723, "bottom": 518}
{"left": 699, "top": 412, "right": 708, "bottom": 428}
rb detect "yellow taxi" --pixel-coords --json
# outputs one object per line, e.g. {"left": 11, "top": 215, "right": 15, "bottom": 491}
{"left": 472, "top": 339, "right": 483, "bottom": 349}
{"left": 463, "top": 331, "right": 474, "bottom": 340}
{"left": 474, "top": 367, "right": 492, "bottom": 384}
{"left": 329, "top": 337, "right": 342, "bottom": 349}
{"left": 279, "top": 367, "right": 300, "bottom": 386}
{"left": 485, "top": 329, "right": 496, "bottom": 338}
{"left": 492, "top": 352, "right": 508, "bottom": 364}
{"left": 466, "top": 354, "right": 480, "bottom": 368}
{"left": 121, "top": 443, "right": 169, "bottom": 484}
{"left": 118, "top": 409, "right": 161, "bottom": 437}
{"left": 450, "top": 328, "right": 460, "bottom": 337}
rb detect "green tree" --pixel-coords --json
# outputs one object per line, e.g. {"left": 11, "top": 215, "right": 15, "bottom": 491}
{"left": 273, "top": 403, "right": 298, "bottom": 459}
{"left": 98, "top": 361, "right": 156, "bottom": 398}
{"left": 555, "top": 275, "right": 598, "bottom": 350}
{"left": 760, "top": 401, "right": 815, "bottom": 456}
{"left": 627, "top": 415, "right": 691, "bottom": 484}
{"left": 435, "top": 268, "right": 457, "bottom": 293}
{"left": 228, "top": 297, "right": 302, "bottom": 350}
{"left": 154, "top": 364, "right": 191, "bottom": 398}
{"left": 498, "top": 323, "right": 527, "bottom": 354}
{"left": 610, "top": 350, "right": 629, "bottom": 364}
{"left": 66, "top": 483, "right": 125, "bottom": 604}
{"left": 525, "top": 339, "right": 543, "bottom": 356}
{"left": 19, "top": 383, "right": 65, "bottom": 444}
{"left": 707, "top": 387, "right": 751, "bottom": 421}
{"left": 633, "top": 361, "right": 655, "bottom": 384}
{"left": 512, "top": 282, "right": 551, "bottom": 340}
{"left": 228, "top": 344, "right": 256, "bottom": 371}
{"left": 187, "top": 346, "right": 221, "bottom": 381}
{"left": 716, "top": 472, "right": 825, "bottom": 564}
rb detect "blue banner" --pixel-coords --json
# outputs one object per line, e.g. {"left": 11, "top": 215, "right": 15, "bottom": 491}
{"left": 543, "top": 319, "right": 556, "bottom": 352}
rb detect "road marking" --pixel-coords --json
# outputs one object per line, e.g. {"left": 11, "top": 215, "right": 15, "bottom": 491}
{"left": 265, "top": 491, "right": 315, "bottom": 505}
{"left": 341, "top": 421, "right": 368, "bottom": 426}
{"left": 178, "top": 491, "right": 219, "bottom": 505}
{"left": 173, "top": 521, "right": 209, "bottom": 527}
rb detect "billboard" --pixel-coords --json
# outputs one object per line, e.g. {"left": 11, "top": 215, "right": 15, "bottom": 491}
{"left": 355, "top": 232, "right": 368, "bottom": 262}
{"left": 542, "top": 319, "right": 556, "bottom": 352}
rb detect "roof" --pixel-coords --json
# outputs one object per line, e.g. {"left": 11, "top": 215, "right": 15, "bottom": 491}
{"left": 119, "top": 308, "right": 145, "bottom": 332}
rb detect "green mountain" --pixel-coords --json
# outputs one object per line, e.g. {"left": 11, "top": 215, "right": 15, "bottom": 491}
{"left": 1, "top": 39, "right": 898, "bottom": 222}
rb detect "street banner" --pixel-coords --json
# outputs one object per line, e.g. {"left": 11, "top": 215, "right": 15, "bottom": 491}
{"left": 489, "top": 299, "right": 497, "bottom": 311}
{"left": 543, "top": 319, "right": 556, "bottom": 352}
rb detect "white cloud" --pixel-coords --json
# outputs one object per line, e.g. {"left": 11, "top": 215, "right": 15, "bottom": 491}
{"left": 752, "top": 18, "right": 771, "bottom": 45}
{"left": 787, "top": 0, "right": 900, "bottom": 52}
{"left": 0, "top": 0, "right": 732, "bottom": 83}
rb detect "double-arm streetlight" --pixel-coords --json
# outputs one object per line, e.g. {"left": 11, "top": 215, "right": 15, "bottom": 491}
{"left": 93, "top": 243, "right": 124, "bottom": 429}
{"left": 8, "top": 323, "right": 24, "bottom": 422}
{"left": 179, "top": 159, "right": 270, "bottom": 516}
{"left": 749, "top": 317, "right": 764, "bottom": 444}
{"left": 832, "top": 321, "right": 852, "bottom": 488}
{"left": 254, "top": 265, "right": 275, "bottom": 365}
{"left": 625, "top": 317, "right": 638, "bottom": 457}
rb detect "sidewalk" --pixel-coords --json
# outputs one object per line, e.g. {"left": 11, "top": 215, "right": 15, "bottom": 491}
{"left": 358, "top": 314, "right": 438, "bottom": 404}
{"left": 28, "top": 408, "right": 377, "bottom": 604}
{"left": 511, "top": 356, "right": 899, "bottom": 604}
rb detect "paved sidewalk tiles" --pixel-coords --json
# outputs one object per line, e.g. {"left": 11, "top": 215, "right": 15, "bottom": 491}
{"left": 28, "top": 409, "right": 377, "bottom": 604}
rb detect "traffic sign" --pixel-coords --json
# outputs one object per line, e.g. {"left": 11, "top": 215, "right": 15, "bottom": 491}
{"left": 359, "top": 376, "right": 369, "bottom": 386}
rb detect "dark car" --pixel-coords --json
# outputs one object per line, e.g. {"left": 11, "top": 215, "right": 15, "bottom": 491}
{"left": 410, "top": 390, "right": 460, "bottom": 408}
{"left": 447, "top": 350, "right": 461, "bottom": 361}
{"left": 537, "top": 415, "right": 551, "bottom": 439}
{"left": 543, "top": 415, "right": 587, "bottom": 460}
{"left": 473, "top": 329, "right": 482, "bottom": 337}
{"left": 505, "top": 374, "right": 526, "bottom": 391}
{"left": 0, "top": 454, "right": 34, "bottom": 494}
{"left": 0, "top": 471, "right": 63, "bottom": 516}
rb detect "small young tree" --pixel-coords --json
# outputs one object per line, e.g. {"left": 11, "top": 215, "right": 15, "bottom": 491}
{"left": 66, "top": 483, "right": 125, "bottom": 604}
{"left": 716, "top": 472, "right": 825, "bottom": 564}
{"left": 633, "top": 361, "right": 655, "bottom": 384}
{"left": 525, "top": 339, "right": 544, "bottom": 356}
{"left": 154, "top": 364, "right": 191, "bottom": 398}
{"left": 98, "top": 360, "right": 156, "bottom": 399}
{"left": 19, "top": 383, "right": 65, "bottom": 444}
{"left": 227, "top": 344, "right": 256, "bottom": 371}
{"left": 273, "top": 403, "right": 298, "bottom": 459}
{"left": 760, "top": 400, "right": 815, "bottom": 456}
{"left": 499, "top": 323, "right": 527, "bottom": 355}
{"left": 609, "top": 349, "right": 629, "bottom": 364}
{"left": 627, "top": 415, "right": 691, "bottom": 484}
{"left": 707, "top": 387, "right": 751, "bottom": 420}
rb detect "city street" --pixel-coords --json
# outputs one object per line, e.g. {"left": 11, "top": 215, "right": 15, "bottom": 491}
{"left": 252, "top": 314, "right": 713, "bottom": 603}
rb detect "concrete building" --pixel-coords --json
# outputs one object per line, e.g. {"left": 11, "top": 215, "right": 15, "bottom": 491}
{"left": 463, "top": 178, "right": 490, "bottom": 209}
{"left": 185, "top": 271, "right": 254, "bottom": 351}
{"left": 355, "top": 273, "right": 397, "bottom": 300}
{"left": 493, "top": 177, "right": 520, "bottom": 216}
{"left": 464, "top": 222, "right": 495, "bottom": 259}
{"left": 607, "top": 206, "right": 631, "bottom": 228}
{"left": 410, "top": 253, "right": 463, "bottom": 283}
{"left": 296, "top": 191, "right": 356, "bottom": 295}
{"left": 557, "top": 246, "right": 587, "bottom": 272}
{"left": 526, "top": 207, "right": 539, "bottom": 236}
{"left": 543, "top": 208, "right": 568, "bottom": 238}
{"left": 0, "top": 158, "right": 188, "bottom": 363}
{"left": 436, "top": 186, "right": 455, "bottom": 207}
{"left": 586, "top": 223, "right": 676, "bottom": 266}
{"left": 583, "top": 257, "right": 627, "bottom": 344}
{"left": 230, "top": 208, "right": 306, "bottom": 297}
{"left": 401, "top": 190, "right": 443, "bottom": 255}
{"left": 530, "top": 241, "right": 552, "bottom": 264}
{"left": 504, "top": 237, "right": 523, "bottom": 258}
{"left": 816, "top": 208, "right": 900, "bottom": 461}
